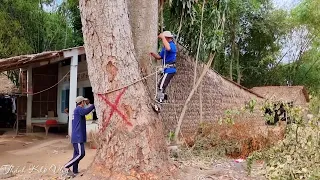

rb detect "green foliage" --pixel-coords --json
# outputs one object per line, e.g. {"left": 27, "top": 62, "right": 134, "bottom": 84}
{"left": 0, "top": 0, "right": 79, "bottom": 56}
{"left": 261, "top": 100, "right": 275, "bottom": 123}
{"left": 219, "top": 109, "right": 239, "bottom": 125}
{"left": 309, "top": 95, "right": 320, "bottom": 115}
{"left": 291, "top": 51, "right": 320, "bottom": 94}
{"left": 165, "top": 0, "right": 228, "bottom": 59}
{"left": 165, "top": 0, "right": 290, "bottom": 87}
{"left": 219, "top": 98, "right": 258, "bottom": 124}
{"left": 237, "top": 7, "right": 290, "bottom": 87}
{"left": 248, "top": 122, "right": 320, "bottom": 179}
{"left": 265, "top": 0, "right": 320, "bottom": 97}
{"left": 291, "top": 0, "right": 320, "bottom": 34}
{"left": 0, "top": 0, "right": 81, "bottom": 86}
{"left": 265, "top": 48, "right": 320, "bottom": 97}
{"left": 0, "top": 6, "right": 32, "bottom": 58}
{"left": 245, "top": 99, "right": 257, "bottom": 113}
{"left": 168, "top": 131, "right": 175, "bottom": 143}
{"left": 59, "top": 0, "right": 83, "bottom": 46}
{"left": 247, "top": 101, "right": 320, "bottom": 179}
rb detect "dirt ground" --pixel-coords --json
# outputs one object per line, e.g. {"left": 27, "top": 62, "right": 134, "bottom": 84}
{"left": 0, "top": 130, "right": 264, "bottom": 180}
{"left": 0, "top": 130, "right": 96, "bottom": 180}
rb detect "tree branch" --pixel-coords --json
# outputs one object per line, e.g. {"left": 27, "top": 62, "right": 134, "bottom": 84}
{"left": 193, "top": 0, "right": 206, "bottom": 86}
{"left": 174, "top": 52, "right": 215, "bottom": 143}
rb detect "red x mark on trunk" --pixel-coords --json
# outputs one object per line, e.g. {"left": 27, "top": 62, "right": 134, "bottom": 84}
{"left": 98, "top": 87, "right": 132, "bottom": 132}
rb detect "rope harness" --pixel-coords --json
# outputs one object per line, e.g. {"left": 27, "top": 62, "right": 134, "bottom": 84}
{"left": 154, "top": 50, "right": 167, "bottom": 104}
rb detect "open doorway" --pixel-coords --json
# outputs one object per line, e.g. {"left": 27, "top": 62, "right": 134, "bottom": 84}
{"left": 0, "top": 96, "right": 16, "bottom": 129}
{"left": 83, "top": 87, "right": 94, "bottom": 104}
{"left": 83, "top": 87, "right": 97, "bottom": 121}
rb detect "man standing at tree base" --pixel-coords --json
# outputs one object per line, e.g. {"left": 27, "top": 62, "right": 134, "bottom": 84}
{"left": 62, "top": 96, "right": 95, "bottom": 178}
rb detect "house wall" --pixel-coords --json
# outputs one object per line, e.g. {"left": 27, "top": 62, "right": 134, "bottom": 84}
{"left": 32, "top": 64, "right": 58, "bottom": 117}
{"left": 31, "top": 64, "right": 59, "bottom": 123}
{"left": 56, "top": 55, "right": 98, "bottom": 134}
{"left": 28, "top": 55, "right": 97, "bottom": 134}
{"left": 250, "top": 86, "right": 309, "bottom": 107}
{"left": 161, "top": 52, "right": 264, "bottom": 137}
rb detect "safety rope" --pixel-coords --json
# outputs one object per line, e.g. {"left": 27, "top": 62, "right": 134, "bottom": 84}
{"left": 95, "top": 54, "right": 184, "bottom": 106}
{"left": 95, "top": 64, "right": 184, "bottom": 106}
{"left": 22, "top": 54, "right": 183, "bottom": 106}
{"left": 154, "top": 46, "right": 166, "bottom": 102}
{"left": 96, "top": 70, "right": 158, "bottom": 95}
{"left": 151, "top": 46, "right": 186, "bottom": 106}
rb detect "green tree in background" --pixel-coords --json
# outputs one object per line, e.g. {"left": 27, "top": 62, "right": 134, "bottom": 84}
{"left": 239, "top": 8, "right": 289, "bottom": 87}
{"left": 0, "top": 0, "right": 318, "bottom": 95}
{"left": 164, "top": 0, "right": 289, "bottom": 87}
{"left": 276, "top": 0, "right": 320, "bottom": 95}
{"left": 59, "top": 0, "right": 83, "bottom": 46}
{"left": 0, "top": 0, "right": 78, "bottom": 58}
{"left": 0, "top": 0, "right": 80, "bottom": 85}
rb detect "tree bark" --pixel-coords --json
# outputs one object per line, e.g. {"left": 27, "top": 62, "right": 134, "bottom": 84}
{"left": 199, "top": 82, "right": 203, "bottom": 123}
{"left": 236, "top": 44, "right": 241, "bottom": 84}
{"left": 79, "top": 0, "right": 172, "bottom": 179}
{"left": 229, "top": 25, "right": 236, "bottom": 81}
{"left": 159, "top": 0, "right": 164, "bottom": 32}
{"left": 193, "top": 0, "right": 206, "bottom": 87}
{"left": 128, "top": 0, "right": 158, "bottom": 76}
{"left": 128, "top": 0, "right": 159, "bottom": 99}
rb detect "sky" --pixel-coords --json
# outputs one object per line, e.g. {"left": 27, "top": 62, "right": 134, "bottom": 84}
{"left": 272, "top": 0, "right": 301, "bottom": 10}
{"left": 272, "top": 0, "right": 304, "bottom": 64}
{"left": 42, "top": 0, "right": 63, "bottom": 12}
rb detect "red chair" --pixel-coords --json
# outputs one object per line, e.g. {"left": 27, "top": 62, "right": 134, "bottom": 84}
{"left": 45, "top": 119, "right": 58, "bottom": 125}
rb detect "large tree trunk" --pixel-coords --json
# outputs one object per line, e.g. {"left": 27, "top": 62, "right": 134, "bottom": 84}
{"left": 159, "top": 0, "right": 164, "bottom": 32}
{"left": 128, "top": 0, "right": 158, "bottom": 75}
{"left": 128, "top": 0, "right": 158, "bottom": 98}
{"left": 79, "top": 0, "right": 172, "bottom": 179}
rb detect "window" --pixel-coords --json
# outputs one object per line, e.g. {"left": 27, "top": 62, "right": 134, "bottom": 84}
{"left": 61, "top": 88, "right": 79, "bottom": 113}
{"left": 61, "top": 89, "right": 69, "bottom": 113}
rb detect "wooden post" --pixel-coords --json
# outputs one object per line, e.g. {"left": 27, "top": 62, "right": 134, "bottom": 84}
{"left": 26, "top": 67, "right": 33, "bottom": 132}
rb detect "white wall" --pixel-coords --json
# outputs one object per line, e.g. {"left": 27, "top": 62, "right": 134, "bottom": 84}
{"left": 57, "top": 56, "right": 98, "bottom": 134}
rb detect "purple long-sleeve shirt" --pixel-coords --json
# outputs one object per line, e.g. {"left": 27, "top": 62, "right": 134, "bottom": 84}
{"left": 71, "top": 104, "right": 95, "bottom": 143}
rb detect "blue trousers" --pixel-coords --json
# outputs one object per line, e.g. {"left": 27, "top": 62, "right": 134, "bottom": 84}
{"left": 64, "top": 143, "right": 85, "bottom": 173}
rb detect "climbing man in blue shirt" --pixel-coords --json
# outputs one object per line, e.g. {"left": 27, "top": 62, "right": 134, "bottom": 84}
{"left": 63, "top": 96, "right": 95, "bottom": 178}
{"left": 150, "top": 31, "right": 177, "bottom": 112}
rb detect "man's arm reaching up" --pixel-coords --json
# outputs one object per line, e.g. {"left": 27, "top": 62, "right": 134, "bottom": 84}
{"left": 79, "top": 105, "right": 95, "bottom": 116}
